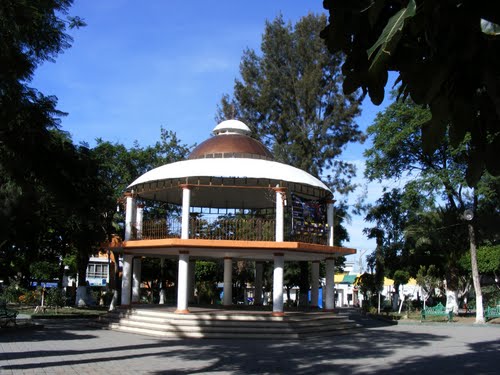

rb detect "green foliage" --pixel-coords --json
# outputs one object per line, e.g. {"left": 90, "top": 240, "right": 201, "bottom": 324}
{"left": 217, "top": 13, "right": 363, "bottom": 195}
{"left": 459, "top": 245, "right": 500, "bottom": 275}
{"left": 393, "top": 270, "right": 410, "bottom": 291}
{"left": 416, "top": 265, "right": 441, "bottom": 300}
{"left": 93, "top": 128, "right": 192, "bottom": 234}
{"left": 363, "top": 97, "right": 499, "bottom": 291}
{"left": 45, "top": 288, "right": 66, "bottom": 307}
{"left": 29, "top": 261, "right": 59, "bottom": 282}
{"left": 0, "top": 0, "right": 114, "bottom": 288}
{"left": 481, "top": 285, "right": 500, "bottom": 307}
{"left": 195, "top": 261, "right": 221, "bottom": 304}
{"left": 217, "top": 14, "right": 362, "bottom": 305}
{"left": 1, "top": 281, "right": 28, "bottom": 303}
{"left": 321, "top": 0, "right": 500, "bottom": 185}
{"left": 356, "top": 273, "right": 382, "bottom": 300}
{"left": 195, "top": 261, "right": 221, "bottom": 284}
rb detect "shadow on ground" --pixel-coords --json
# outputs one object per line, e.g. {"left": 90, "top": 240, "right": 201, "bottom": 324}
{"left": 1, "top": 314, "right": 499, "bottom": 374}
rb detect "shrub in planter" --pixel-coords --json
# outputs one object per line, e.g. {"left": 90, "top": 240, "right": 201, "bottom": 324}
{"left": 46, "top": 288, "right": 66, "bottom": 307}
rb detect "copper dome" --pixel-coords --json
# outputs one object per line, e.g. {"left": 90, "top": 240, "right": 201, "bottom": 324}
{"left": 188, "top": 120, "right": 273, "bottom": 160}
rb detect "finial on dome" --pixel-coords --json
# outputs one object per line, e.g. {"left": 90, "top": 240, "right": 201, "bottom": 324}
{"left": 213, "top": 119, "right": 251, "bottom": 135}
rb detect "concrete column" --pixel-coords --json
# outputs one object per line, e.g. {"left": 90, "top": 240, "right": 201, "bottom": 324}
{"left": 223, "top": 257, "right": 233, "bottom": 306}
{"left": 176, "top": 251, "right": 190, "bottom": 313}
{"left": 124, "top": 193, "right": 137, "bottom": 241}
{"left": 136, "top": 204, "right": 144, "bottom": 240}
{"left": 327, "top": 200, "right": 335, "bottom": 246}
{"left": 254, "top": 261, "right": 263, "bottom": 305}
{"left": 181, "top": 185, "right": 191, "bottom": 239}
{"left": 188, "top": 260, "right": 196, "bottom": 303}
{"left": 131, "top": 257, "right": 142, "bottom": 303}
{"left": 121, "top": 254, "right": 133, "bottom": 305}
{"left": 275, "top": 187, "right": 286, "bottom": 242}
{"left": 311, "top": 261, "right": 320, "bottom": 307}
{"left": 272, "top": 253, "right": 285, "bottom": 316}
{"left": 325, "top": 257, "right": 335, "bottom": 311}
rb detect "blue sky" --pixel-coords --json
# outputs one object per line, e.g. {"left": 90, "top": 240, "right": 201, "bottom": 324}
{"left": 32, "top": 0, "right": 396, "bottom": 268}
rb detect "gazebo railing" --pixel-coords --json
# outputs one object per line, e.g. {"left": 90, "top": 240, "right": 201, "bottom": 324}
{"left": 133, "top": 217, "right": 328, "bottom": 245}
{"left": 138, "top": 217, "right": 182, "bottom": 240}
{"left": 286, "top": 221, "right": 329, "bottom": 245}
{"left": 190, "top": 218, "right": 275, "bottom": 241}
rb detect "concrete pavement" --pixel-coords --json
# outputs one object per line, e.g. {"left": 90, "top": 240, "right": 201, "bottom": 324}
{"left": 1, "top": 316, "right": 499, "bottom": 374}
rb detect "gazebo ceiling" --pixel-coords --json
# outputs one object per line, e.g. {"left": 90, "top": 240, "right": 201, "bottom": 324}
{"left": 127, "top": 120, "right": 333, "bottom": 208}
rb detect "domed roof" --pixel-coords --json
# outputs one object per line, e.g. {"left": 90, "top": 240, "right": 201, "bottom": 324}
{"left": 127, "top": 119, "right": 332, "bottom": 208}
{"left": 188, "top": 120, "right": 273, "bottom": 160}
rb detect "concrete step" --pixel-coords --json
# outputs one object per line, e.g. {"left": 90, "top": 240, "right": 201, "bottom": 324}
{"left": 110, "top": 323, "right": 301, "bottom": 339}
{"left": 98, "top": 307, "right": 361, "bottom": 339}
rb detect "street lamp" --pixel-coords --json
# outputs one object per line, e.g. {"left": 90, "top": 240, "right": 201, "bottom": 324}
{"left": 463, "top": 209, "right": 474, "bottom": 221}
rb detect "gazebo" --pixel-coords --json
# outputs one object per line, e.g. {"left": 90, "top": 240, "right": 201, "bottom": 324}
{"left": 117, "top": 119, "right": 356, "bottom": 316}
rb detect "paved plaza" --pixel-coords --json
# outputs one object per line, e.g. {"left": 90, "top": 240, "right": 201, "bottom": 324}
{"left": 1, "top": 316, "right": 499, "bottom": 374}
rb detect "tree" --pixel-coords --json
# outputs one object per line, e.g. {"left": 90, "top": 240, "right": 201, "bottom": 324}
{"left": 195, "top": 261, "right": 222, "bottom": 304}
{"left": 0, "top": 0, "right": 94, "bottom": 291}
{"left": 217, "top": 13, "right": 363, "bottom": 194}
{"left": 217, "top": 13, "right": 364, "bottom": 305}
{"left": 1, "top": 0, "right": 85, "bottom": 194}
{"left": 364, "top": 97, "right": 499, "bottom": 321}
{"left": 460, "top": 245, "right": 500, "bottom": 291}
{"left": 321, "top": 0, "right": 500, "bottom": 186}
{"left": 92, "top": 130, "right": 191, "bottom": 306}
{"left": 416, "top": 265, "right": 441, "bottom": 309}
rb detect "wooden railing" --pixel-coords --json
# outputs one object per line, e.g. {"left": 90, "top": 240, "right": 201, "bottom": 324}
{"left": 132, "top": 217, "right": 328, "bottom": 245}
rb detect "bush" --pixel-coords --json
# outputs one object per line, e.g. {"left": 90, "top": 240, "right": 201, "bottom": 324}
{"left": 19, "top": 289, "right": 41, "bottom": 305}
{"left": 1, "top": 281, "right": 28, "bottom": 303}
{"left": 46, "top": 288, "right": 66, "bottom": 307}
{"left": 482, "top": 285, "right": 500, "bottom": 307}
{"left": 196, "top": 281, "right": 218, "bottom": 304}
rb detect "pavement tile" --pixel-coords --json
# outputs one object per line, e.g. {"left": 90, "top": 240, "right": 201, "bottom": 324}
{"left": 1, "top": 315, "right": 499, "bottom": 374}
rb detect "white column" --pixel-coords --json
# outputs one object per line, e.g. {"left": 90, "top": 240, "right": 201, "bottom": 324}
{"left": 121, "top": 254, "right": 133, "bottom": 305}
{"left": 124, "top": 193, "right": 137, "bottom": 241}
{"left": 275, "top": 187, "right": 286, "bottom": 242}
{"left": 272, "top": 253, "right": 285, "bottom": 316}
{"left": 311, "top": 261, "right": 320, "bottom": 307}
{"left": 136, "top": 204, "right": 144, "bottom": 240}
{"left": 176, "top": 252, "right": 190, "bottom": 313}
{"left": 181, "top": 185, "right": 191, "bottom": 239}
{"left": 327, "top": 200, "right": 335, "bottom": 246}
{"left": 325, "top": 257, "right": 335, "bottom": 311}
{"left": 223, "top": 257, "right": 233, "bottom": 306}
{"left": 254, "top": 261, "right": 263, "bottom": 305}
{"left": 188, "top": 260, "right": 196, "bottom": 303}
{"left": 132, "top": 257, "right": 142, "bottom": 303}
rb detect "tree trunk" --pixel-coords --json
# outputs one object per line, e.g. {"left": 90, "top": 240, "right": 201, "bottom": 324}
{"left": 298, "top": 261, "right": 309, "bottom": 307}
{"left": 75, "top": 253, "right": 90, "bottom": 307}
{"left": 444, "top": 262, "right": 461, "bottom": 314}
{"left": 392, "top": 285, "right": 399, "bottom": 311}
{"left": 445, "top": 288, "right": 459, "bottom": 314}
{"left": 468, "top": 222, "right": 485, "bottom": 323}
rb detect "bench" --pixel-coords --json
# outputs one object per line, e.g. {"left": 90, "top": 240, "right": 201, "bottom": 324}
{"left": 421, "top": 302, "right": 453, "bottom": 322}
{"left": 0, "top": 302, "right": 18, "bottom": 328}
{"left": 484, "top": 306, "right": 500, "bottom": 321}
